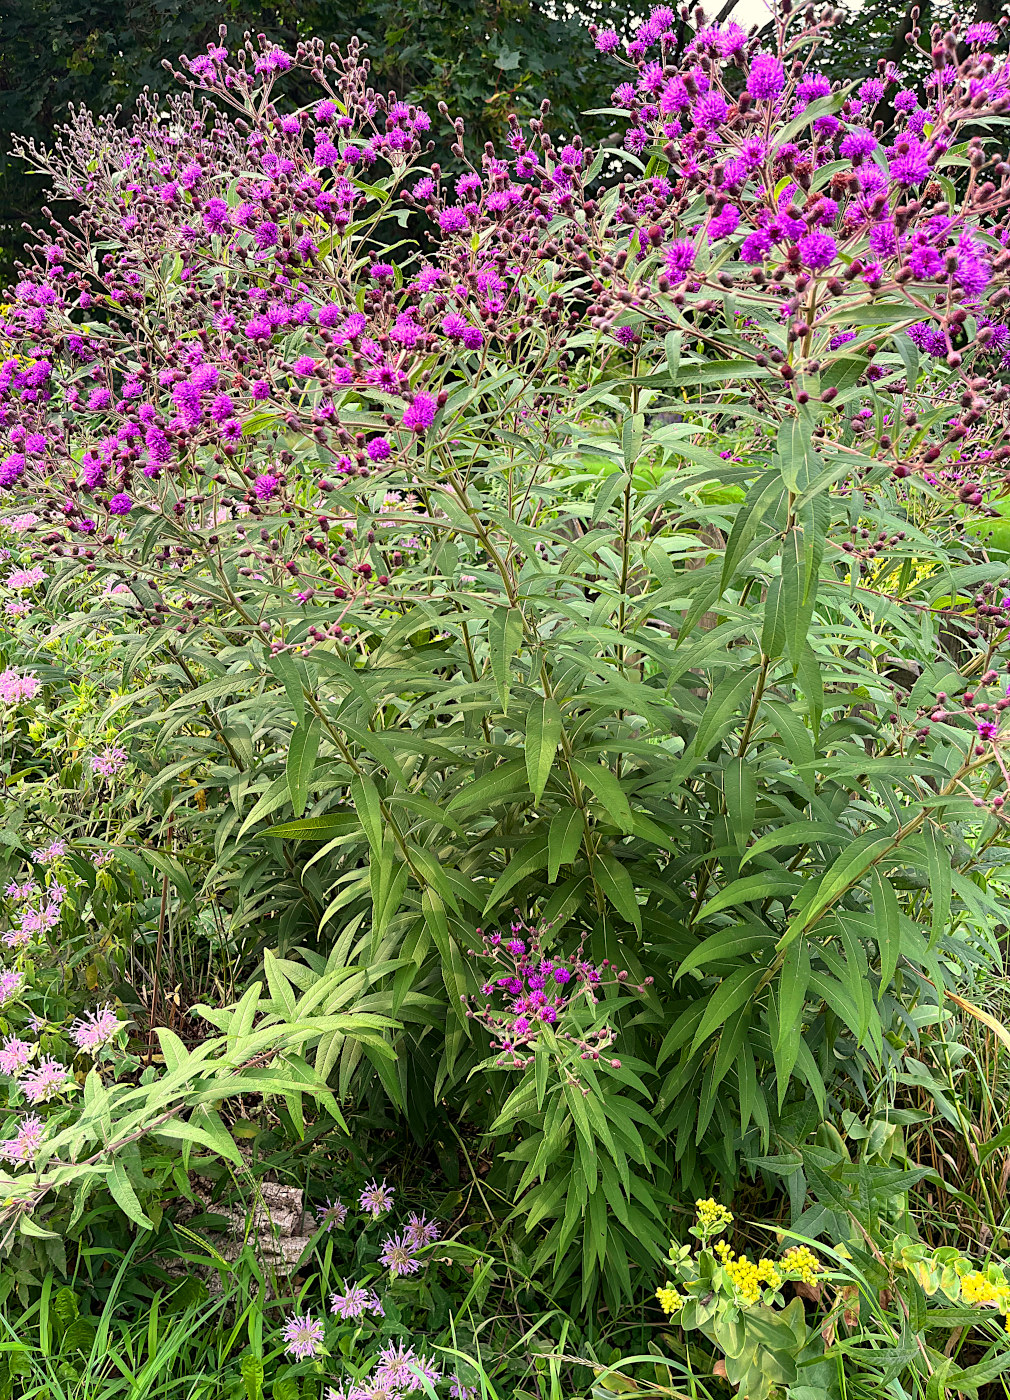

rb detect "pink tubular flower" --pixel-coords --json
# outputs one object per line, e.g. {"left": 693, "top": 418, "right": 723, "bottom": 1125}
{"left": 0, "top": 1113, "right": 45, "bottom": 1165}
{"left": 0, "top": 969, "right": 24, "bottom": 1005}
{"left": 90, "top": 746, "right": 127, "bottom": 777}
{"left": 0, "top": 1037, "right": 32, "bottom": 1077}
{"left": 4, "top": 567, "right": 45, "bottom": 590}
{"left": 359, "top": 1178, "right": 394, "bottom": 1217}
{"left": 22, "top": 1056, "right": 71, "bottom": 1104}
{"left": 330, "top": 1284, "right": 384, "bottom": 1320}
{"left": 71, "top": 1005, "right": 121, "bottom": 1053}
{"left": 281, "top": 1314, "right": 325, "bottom": 1360}
{"left": 0, "top": 670, "right": 39, "bottom": 704}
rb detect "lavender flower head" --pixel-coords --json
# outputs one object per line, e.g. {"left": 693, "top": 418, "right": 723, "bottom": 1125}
{"left": 0, "top": 1113, "right": 46, "bottom": 1165}
{"left": 90, "top": 746, "right": 128, "bottom": 777}
{"left": 71, "top": 1005, "right": 121, "bottom": 1053}
{"left": 374, "top": 1342, "right": 442, "bottom": 1394}
{"left": 22, "top": 1056, "right": 73, "bottom": 1104}
{"left": 404, "top": 1211, "right": 441, "bottom": 1246}
{"left": 359, "top": 1178, "right": 394, "bottom": 1217}
{"left": 378, "top": 1231, "right": 422, "bottom": 1277}
{"left": 316, "top": 1196, "right": 348, "bottom": 1230}
{"left": 281, "top": 1313, "right": 325, "bottom": 1360}
{"left": 329, "top": 1284, "right": 385, "bottom": 1320}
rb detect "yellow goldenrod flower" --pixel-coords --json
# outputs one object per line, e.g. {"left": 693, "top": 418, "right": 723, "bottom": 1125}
{"left": 756, "top": 1258, "right": 781, "bottom": 1289}
{"left": 656, "top": 1286, "right": 684, "bottom": 1314}
{"left": 695, "top": 1198, "right": 733, "bottom": 1234}
{"left": 714, "top": 1239, "right": 734, "bottom": 1263}
{"left": 782, "top": 1245, "right": 820, "bottom": 1285}
{"left": 723, "top": 1254, "right": 763, "bottom": 1306}
{"left": 961, "top": 1271, "right": 1001, "bottom": 1306}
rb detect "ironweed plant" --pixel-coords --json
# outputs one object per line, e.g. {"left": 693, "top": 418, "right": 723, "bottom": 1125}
{"left": 4, "top": 1, "right": 1010, "bottom": 1309}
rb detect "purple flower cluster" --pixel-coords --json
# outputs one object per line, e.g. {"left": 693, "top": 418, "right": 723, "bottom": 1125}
{"left": 462, "top": 918, "right": 646, "bottom": 1068}
{"left": 326, "top": 1344, "right": 442, "bottom": 1400}
{"left": 0, "top": 670, "right": 39, "bottom": 705}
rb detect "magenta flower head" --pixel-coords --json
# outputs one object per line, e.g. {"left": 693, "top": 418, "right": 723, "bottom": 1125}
{"left": 664, "top": 240, "right": 695, "bottom": 279}
{"left": 281, "top": 1314, "right": 325, "bottom": 1360}
{"left": 839, "top": 127, "right": 877, "bottom": 160}
{"left": 747, "top": 54, "right": 785, "bottom": 101}
{"left": 254, "top": 473, "right": 279, "bottom": 500}
{"left": 402, "top": 393, "right": 437, "bottom": 433}
{"left": 798, "top": 231, "right": 837, "bottom": 269}
{"left": 438, "top": 207, "right": 468, "bottom": 234}
{"left": 202, "top": 199, "right": 230, "bottom": 235}
{"left": 966, "top": 20, "right": 999, "bottom": 43}
{"left": 108, "top": 493, "right": 132, "bottom": 515}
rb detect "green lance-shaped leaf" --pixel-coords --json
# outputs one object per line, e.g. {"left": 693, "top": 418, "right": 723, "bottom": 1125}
{"left": 525, "top": 697, "right": 564, "bottom": 803}
{"left": 694, "top": 669, "right": 761, "bottom": 756}
{"left": 351, "top": 773, "right": 384, "bottom": 855}
{"left": 871, "top": 866, "right": 901, "bottom": 994}
{"left": 108, "top": 1159, "right": 154, "bottom": 1229}
{"left": 773, "top": 937, "right": 810, "bottom": 1098}
{"left": 569, "top": 756, "right": 634, "bottom": 833}
{"left": 548, "top": 806, "right": 584, "bottom": 882}
{"left": 720, "top": 470, "right": 784, "bottom": 592}
{"left": 689, "top": 966, "right": 764, "bottom": 1055}
{"left": 285, "top": 716, "right": 321, "bottom": 817}
{"left": 488, "top": 606, "right": 524, "bottom": 712}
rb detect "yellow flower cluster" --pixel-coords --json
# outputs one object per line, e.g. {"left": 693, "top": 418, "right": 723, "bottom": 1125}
{"left": 961, "top": 1271, "right": 1010, "bottom": 1309}
{"left": 782, "top": 1246, "right": 820, "bottom": 1285}
{"left": 720, "top": 1250, "right": 782, "bottom": 1305}
{"left": 656, "top": 1286, "right": 685, "bottom": 1314}
{"left": 695, "top": 1198, "right": 733, "bottom": 1234}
